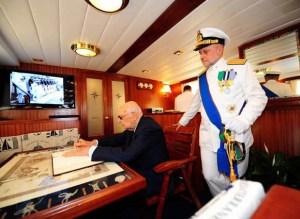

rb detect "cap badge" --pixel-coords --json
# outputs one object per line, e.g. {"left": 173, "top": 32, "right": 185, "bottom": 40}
{"left": 196, "top": 31, "right": 203, "bottom": 44}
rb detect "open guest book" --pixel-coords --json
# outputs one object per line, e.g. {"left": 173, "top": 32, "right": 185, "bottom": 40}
{"left": 52, "top": 148, "right": 103, "bottom": 175}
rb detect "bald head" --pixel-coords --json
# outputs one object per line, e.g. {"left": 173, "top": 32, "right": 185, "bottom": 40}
{"left": 117, "top": 101, "right": 143, "bottom": 130}
{"left": 119, "top": 101, "right": 142, "bottom": 115}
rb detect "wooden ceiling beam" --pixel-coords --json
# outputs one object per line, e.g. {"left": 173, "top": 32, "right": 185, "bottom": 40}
{"left": 106, "top": 0, "right": 205, "bottom": 73}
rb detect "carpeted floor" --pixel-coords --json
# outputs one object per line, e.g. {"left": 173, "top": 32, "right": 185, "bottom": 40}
{"left": 144, "top": 195, "right": 200, "bottom": 219}
{"left": 79, "top": 188, "right": 212, "bottom": 219}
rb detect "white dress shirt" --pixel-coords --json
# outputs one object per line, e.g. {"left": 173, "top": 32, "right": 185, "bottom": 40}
{"left": 174, "top": 91, "right": 194, "bottom": 112}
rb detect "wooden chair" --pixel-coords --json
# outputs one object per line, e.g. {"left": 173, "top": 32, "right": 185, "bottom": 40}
{"left": 146, "top": 125, "right": 202, "bottom": 219}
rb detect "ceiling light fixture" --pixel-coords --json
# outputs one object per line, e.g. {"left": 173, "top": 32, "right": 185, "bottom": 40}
{"left": 86, "top": 0, "right": 129, "bottom": 13}
{"left": 32, "top": 58, "right": 44, "bottom": 63}
{"left": 173, "top": 50, "right": 183, "bottom": 55}
{"left": 71, "top": 42, "right": 100, "bottom": 57}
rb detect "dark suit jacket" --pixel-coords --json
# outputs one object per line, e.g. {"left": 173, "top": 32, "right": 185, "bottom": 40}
{"left": 91, "top": 116, "right": 168, "bottom": 196}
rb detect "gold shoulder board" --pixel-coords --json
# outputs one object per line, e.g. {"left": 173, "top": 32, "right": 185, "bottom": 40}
{"left": 227, "top": 58, "right": 247, "bottom": 65}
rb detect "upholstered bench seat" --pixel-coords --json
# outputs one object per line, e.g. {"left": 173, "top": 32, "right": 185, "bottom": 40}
{"left": 0, "top": 128, "right": 79, "bottom": 164}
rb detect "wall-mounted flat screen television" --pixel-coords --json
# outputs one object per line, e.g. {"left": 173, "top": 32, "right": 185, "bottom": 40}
{"left": 10, "top": 71, "right": 64, "bottom": 106}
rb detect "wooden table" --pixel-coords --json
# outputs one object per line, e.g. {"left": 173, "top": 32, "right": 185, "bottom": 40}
{"left": 26, "top": 163, "right": 146, "bottom": 219}
{"left": 0, "top": 150, "right": 146, "bottom": 219}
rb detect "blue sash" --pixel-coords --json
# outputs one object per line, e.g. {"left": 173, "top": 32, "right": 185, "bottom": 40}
{"left": 199, "top": 73, "right": 237, "bottom": 177}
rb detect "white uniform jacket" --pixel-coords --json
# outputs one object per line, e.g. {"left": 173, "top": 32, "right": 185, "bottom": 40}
{"left": 179, "top": 58, "right": 268, "bottom": 152}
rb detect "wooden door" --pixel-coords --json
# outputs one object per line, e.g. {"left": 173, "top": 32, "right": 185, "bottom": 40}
{"left": 80, "top": 74, "right": 127, "bottom": 139}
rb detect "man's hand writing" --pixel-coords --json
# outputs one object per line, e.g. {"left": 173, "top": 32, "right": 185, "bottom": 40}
{"left": 63, "top": 146, "right": 90, "bottom": 157}
{"left": 74, "top": 139, "right": 97, "bottom": 148}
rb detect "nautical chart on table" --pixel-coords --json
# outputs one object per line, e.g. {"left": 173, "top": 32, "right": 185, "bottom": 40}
{"left": 0, "top": 149, "right": 123, "bottom": 208}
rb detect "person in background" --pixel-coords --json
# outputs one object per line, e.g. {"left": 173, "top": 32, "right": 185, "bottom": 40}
{"left": 174, "top": 85, "right": 194, "bottom": 112}
{"left": 176, "top": 27, "right": 268, "bottom": 196}
{"left": 262, "top": 73, "right": 294, "bottom": 97}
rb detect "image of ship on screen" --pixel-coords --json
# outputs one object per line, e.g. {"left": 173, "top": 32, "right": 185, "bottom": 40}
{"left": 10, "top": 71, "right": 64, "bottom": 106}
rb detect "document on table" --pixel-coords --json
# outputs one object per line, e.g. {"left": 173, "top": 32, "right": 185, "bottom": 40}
{"left": 52, "top": 148, "right": 103, "bottom": 176}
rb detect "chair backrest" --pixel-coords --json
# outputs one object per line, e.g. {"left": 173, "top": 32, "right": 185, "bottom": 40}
{"left": 164, "top": 125, "right": 198, "bottom": 161}
{"left": 147, "top": 125, "right": 201, "bottom": 219}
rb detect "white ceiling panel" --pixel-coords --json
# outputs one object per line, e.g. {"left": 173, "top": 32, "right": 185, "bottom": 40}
{"left": 0, "top": 33, "right": 18, "bottom": 65}
{"left": 59, "top": 0, "right": 88, "bottom": 67}
{"left": 245, "top": 31, "right": 299, "bottom": 78}
{"left": 28, "top": 0, "right": 60, "bottom": 65}
{"left": 74, "top": 6, "right": 110, "bottom": 69}
{"left": 0, "top": 0, "right": 298, "bottom": 84}
{"left": 87, "top": 0, "right": 149, "bottom": 70}
{"left": 98, "top": 0, "right": 175, "bottom": 71}
{"left": 0, "top": 0, "right": 44, "bottom": 62}
{"left": 0, "top": 9, "right": 25, "bottom": 64}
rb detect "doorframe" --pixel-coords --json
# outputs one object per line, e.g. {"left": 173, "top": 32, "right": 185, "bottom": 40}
{"left": 79, "top": 72, "right": 128, "bottom": 139}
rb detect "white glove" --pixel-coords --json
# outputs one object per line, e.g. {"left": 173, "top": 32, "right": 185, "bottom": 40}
{"left": 225, "top": 116, "right": 250, "bottom": 134}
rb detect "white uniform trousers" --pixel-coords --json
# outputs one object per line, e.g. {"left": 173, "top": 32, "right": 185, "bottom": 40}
{"left": 200, "top": 146, "right": 250, "bottom": 196}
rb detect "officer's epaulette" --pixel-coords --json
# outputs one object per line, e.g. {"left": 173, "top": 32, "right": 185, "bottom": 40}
{"left": 198, "top": 66, "right": 207, "bottom": 76}
{"left": 227, "top": 58, "right": 247, "bottom": 65}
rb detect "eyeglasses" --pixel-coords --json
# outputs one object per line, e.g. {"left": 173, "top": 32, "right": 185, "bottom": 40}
{"left": 117, "top": 111, "right": 135, "bottom": 120}
{"left": 117, "top": 115, "right": 125, "bottom": 120}
{"left": 117, "top": 113, "right": 130, "bottom": 120}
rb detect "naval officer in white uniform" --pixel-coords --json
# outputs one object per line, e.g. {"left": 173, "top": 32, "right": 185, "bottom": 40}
{"left": 177, "top": 27, "right": 268, "bottom": 196}
{"left": 174, "top": 85, "right": 194, "bottom": 112}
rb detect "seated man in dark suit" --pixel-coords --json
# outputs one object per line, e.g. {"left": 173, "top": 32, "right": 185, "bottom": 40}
{"left": 64, "top": 101, "right": 168, "bottom": 197}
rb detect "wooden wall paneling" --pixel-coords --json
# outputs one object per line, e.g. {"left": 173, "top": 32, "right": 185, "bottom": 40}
{"left": 104, "top": 76, "right": 113, "bottom": 136}
{"left": 0, "top": 62, "right": 183, "bottom": 137}
{"left": 78, "top": 72, "right": 88, "bottom": 139}
{"left": 24, "top": 120, "right": 43, "bottom": 133}
{"left": 127, "top": 76, "right": 174, "bottom": 110}
{"left": 171, "top": 82, "right": 182, "bottom": 97}
{"left": 0, "top": 122, "right": 24, "bottom": 137}
{"left": 0, "top": 119, "right": 80, "bottom": 137}
{"left": 286, "top": 110, "right": 300, "bottom": 155}
{"left": 252, "top": 100, "right": 300, "bottom": 156}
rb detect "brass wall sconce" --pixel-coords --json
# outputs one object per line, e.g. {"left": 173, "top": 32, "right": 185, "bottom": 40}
{"left": 137, "top": 81, "right": 153, "bottom": 90}
{"left": 160, "top": 84, "right": 171, "bottom": 96}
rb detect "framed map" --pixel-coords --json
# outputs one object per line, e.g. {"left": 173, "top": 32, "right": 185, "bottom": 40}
{"left": 0, "top": 149, "right": 124, "bottom": 211}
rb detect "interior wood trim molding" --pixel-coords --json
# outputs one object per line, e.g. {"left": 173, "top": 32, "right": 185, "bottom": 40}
{"left": 238, "top": 23, "right": 300, "bottom": 58}
{"left": 266, "top": 96, "right": 300, "bottom": 110}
